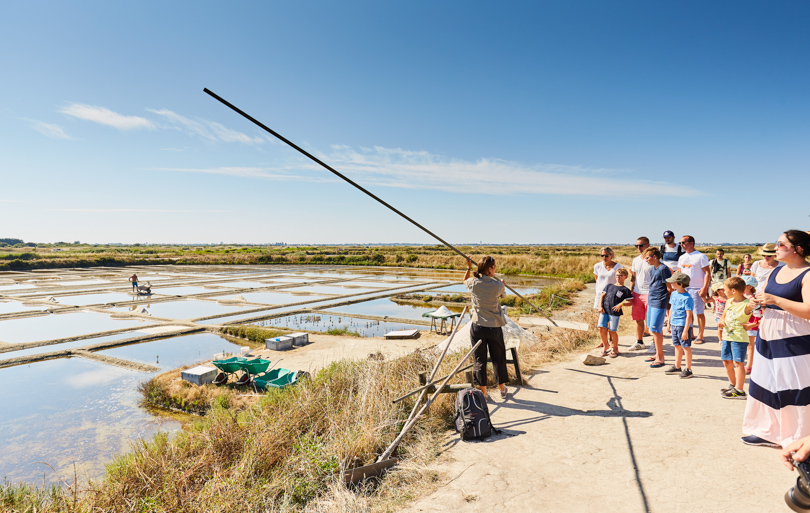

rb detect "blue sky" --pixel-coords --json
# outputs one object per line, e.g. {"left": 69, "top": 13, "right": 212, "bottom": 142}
{"left": 1, "top": 1, "right": 807, "bottom": 245}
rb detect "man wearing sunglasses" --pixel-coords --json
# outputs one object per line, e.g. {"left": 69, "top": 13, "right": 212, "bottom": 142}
{"left": 676, "top": 235, "right": 711, "bottom": 344}
{"left": 629, "top": 237, "right": 652, "bottom": 351}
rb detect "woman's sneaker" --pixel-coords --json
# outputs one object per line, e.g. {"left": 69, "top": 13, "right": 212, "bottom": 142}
{"left": 721, "top": 388, "right": 747, "bottom": 399}
{"left": 720, "top": 384, "right": 736, "bottom": 393}
{"left": 679, "top": 369, "right": 693, "bottom": 379}
{"left": 664, "top": 366, "right": 681, "bottom": 375}
{"left": 741, "top": 435, "right": 780, "bottom": 448}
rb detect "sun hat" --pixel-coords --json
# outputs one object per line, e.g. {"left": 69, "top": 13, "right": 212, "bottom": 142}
{"left": 665, "top": 272, "right": 691, "bottom": 287}
{"left": 663, "top": 230, "right": 675, "bottom": 238}
{"left": 758, "top": 243, "right": 777, "bottom": 256}
{"left": 710, "top": 282, "right": 725, "bottom": 294}
{"left": 742, "top": 275, "right": 758, "bottom": 289}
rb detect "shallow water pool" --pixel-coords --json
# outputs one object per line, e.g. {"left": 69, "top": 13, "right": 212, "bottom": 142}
{"left": 0, "top": 311, "right": 148, "bottom": 344}
{"left": 327, "top": 298, "right": 465, "bottom": 321}
{"left": 255, "top": 313, "right": 427, "bottom": 338}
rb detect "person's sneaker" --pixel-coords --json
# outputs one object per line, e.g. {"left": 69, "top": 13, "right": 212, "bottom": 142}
{"left": 499, "top": 387, "right": 508, "bottom": 399}
{"left": 741, "top": 435, "right": 781, "bottom": 448}
{"left": 629, "top": 343, "right": 645, "bottom": 351}
{"left": 679, "top": 368, "right": 694, "bottom": 379}
{"left": 721, "top": 388, "right": 747, "bottom": 399}
{"left": 720, "top": 384, "right": 736, "bottom": 393}
{"left": 664, "top": 365, "right": 682, "bottom": 375}
{"left": 646, "top": 344, "right": 656, "bottom": 354}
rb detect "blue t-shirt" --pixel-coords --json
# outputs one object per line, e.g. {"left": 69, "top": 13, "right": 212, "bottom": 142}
{"left": 669, "top": 291, "right": 694, "bottom": 327}
{"left": 647, "top": 264, "right": 672, "bottom": 309}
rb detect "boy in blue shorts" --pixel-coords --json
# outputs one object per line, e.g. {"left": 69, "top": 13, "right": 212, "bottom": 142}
{"left": 642, "top": 247, "right": 672, "bottom": 368}
{"left": 665, "top": 272, "right": 695, "bottom": 378}
{"left": 597, "top": 268, "right": 633, "bottom": 357}
{"left": 717, "top": 276, "right": 755, "bottom": 399}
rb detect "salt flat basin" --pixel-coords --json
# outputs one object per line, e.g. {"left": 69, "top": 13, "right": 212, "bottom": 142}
{"left": 0, "top": 330, "right": 147, "bottom": 360}
{"left": 276, "top": 285, "right": 386, "bottom": 295}
{"left": 51, "top": 292, "right": 140, "bottom": 306}
{"left": 255, "top": 313, "right": 427, "bottom": 338}
{"left": 0, "top": 333, "right": 244, "bottom": 485}
{"left": 0, "top": 311, "right": 148, "bottom": 344}
{"left": 211, "top": 291, "right": 332, "bottom": 305}
{"left": 0, "top": 300, "right": 50, "bottom": 315}
{"left": 111, "top": 299, "right": 254, "bottom": 320}
{"left": 202, "top": 281, "right": 276, "bottom": 289}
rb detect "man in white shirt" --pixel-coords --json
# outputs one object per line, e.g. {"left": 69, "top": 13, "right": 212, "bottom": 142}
{"left": 629, "top": 236, "right": 652, "bottom": 351}
{"left": 676, "top": 235, "right": 710, "bottom": 344}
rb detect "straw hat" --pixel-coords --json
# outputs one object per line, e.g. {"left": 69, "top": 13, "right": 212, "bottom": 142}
{"left": 758, "top": 243, "right": 777, "bottom": 256}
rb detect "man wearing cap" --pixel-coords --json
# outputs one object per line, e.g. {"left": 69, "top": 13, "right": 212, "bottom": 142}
{"left": 676, "top": 235, "right": 710, "bottom": 344}
{"left": 629, "top": 237, "right": 652, "bottom": 351}
{"left": 660, "top": 230, "right": 684, "bottom": 271}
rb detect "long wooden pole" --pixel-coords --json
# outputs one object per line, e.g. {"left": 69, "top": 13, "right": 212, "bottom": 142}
{"left": 202, "top": 88, "right": 557, "bottom": 327}
{"left": 401, "top": 306, "right": 468, "bottom": 424}
{"left": 377, "top": 339, "right": 483, "bottom": 462}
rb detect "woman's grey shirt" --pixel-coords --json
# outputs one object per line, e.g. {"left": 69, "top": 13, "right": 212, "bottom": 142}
{"left": 464, "top": 275, "right": 506, "bottom": 328}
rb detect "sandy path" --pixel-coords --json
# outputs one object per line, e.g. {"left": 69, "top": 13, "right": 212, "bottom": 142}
{"left": 402, "top": 289, "right": 795, "bottom": 513}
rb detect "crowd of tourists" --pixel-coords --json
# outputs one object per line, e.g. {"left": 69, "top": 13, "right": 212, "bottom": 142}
{"left": 593, "top": 229, "right": 810, "bottom": 457}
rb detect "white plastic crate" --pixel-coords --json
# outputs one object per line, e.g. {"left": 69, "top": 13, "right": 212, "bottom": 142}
{"left": 266, "top": 336, "right": 294, "bottom": 351}
{"left": 287, "top": 332, "right": 309, "bottom": 346}
{"left": 181, "top": 365, "right": 218, "bottom": 386}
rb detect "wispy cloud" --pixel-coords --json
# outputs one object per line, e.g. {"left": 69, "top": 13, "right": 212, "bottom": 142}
{"left": 316, "top": 145, "right": 703, "bottom": 197}
{"left": 148, "top": 109, "right": 267, "bottom": 145}
{"left": 46, "top": 208, "right": 231, "bottom": 213}
{"left": 0, "top": 199, "right": 26, "bottom": 203}
{"left": 60, "top": 103, "right": 154, "bottom": 130}
{"left": 24, "top": 119, "right": 72, "bottom": 139}
{"left": 159, "top": 145, "right": 702, "bottom": 197}
{"left": 154, "top": 166, "right": 328, "bottom": 182}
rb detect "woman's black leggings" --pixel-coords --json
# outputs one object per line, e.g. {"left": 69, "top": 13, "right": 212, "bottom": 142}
{"left": 470, "top": 323, "right": 509, "bottom": 386}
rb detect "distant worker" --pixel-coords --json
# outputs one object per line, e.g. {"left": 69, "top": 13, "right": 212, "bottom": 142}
{"left": 129, "top": 273, "right": 138, "bottom": 292}
{"left": 464, "top": 256, "right": 509, "bottom": 400}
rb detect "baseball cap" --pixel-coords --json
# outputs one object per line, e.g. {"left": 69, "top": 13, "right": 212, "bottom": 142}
{"left": 663, "top": 230, "right": 675, "bottom": 238}
{"left": 742, "top": 275, "right": 758, "bottom": 289}
{"left": 666, "top": 272, "right": 691, "bottom": 287}
{"left": 710, "top": 282, "right": 724, "bottom": 294}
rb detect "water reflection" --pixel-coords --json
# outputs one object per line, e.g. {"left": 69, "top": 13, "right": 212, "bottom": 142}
{"left": 255, "top": 313, "right": 426, "bottom": 338}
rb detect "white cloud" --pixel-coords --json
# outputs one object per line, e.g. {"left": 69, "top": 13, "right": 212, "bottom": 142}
{"left": 24, "top": 119, "right": 71, "bottom": 139}
{"left": 154, "top": 166, "right": 328, "bottom": 182}
{"left": 155, "top": 145, "right": 703, "bottom": 198}
{"left": 46, "top": 208, "right": 231, "bottom": 213}
{"left": 60, "top": 103, "right": 154, "bottom": 130}
{"left": 316, "top": 145, "right": 704, "bottom": 197}
{"left": 147, "top": 109, "right": 267, "bottom": 145}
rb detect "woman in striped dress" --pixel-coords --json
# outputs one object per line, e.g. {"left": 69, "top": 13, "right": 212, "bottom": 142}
{"left": 742, "top": 230, "right": 810, "bottom": 448}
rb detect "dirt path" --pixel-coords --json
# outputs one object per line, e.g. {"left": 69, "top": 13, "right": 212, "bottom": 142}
{"left": 402, "top": 285, "right": 795, "bottom": 513}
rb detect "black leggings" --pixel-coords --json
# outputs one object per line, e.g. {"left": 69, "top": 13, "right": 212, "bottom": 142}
{"left": 470, "top": 323, "right": 509, "bottom": 386}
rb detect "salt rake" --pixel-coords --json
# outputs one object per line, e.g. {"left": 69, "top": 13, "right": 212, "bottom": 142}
{"left": 203, "top": 88, "right": 587, "bottom": 331}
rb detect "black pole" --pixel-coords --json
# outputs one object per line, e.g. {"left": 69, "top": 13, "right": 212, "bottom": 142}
{"left": 202, "top": 88, "right": 557, "bottom": 327}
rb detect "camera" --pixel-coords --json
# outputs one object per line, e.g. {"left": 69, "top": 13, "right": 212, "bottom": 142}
{"left": 786, "top": 458, "right": 810, "bottom": 511}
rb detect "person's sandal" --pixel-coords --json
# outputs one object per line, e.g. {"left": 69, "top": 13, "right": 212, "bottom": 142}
{"left": 694, "top": 338, "right": 705, "bottom": 344}
{"left": 601, "top": 349, "right": 611, "bottom": 357}
{"left": 649, "top": 361, "right": 666, "bottom": 368}
{"left": 609, "top": 351, "right": 619, "bottom": 358}
{"left": 645, "top": 357, "right": 656, "bottom": 362}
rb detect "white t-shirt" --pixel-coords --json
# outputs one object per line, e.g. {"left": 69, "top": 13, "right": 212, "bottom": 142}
{"left": 750, "top": 260, "right": 785, "bottom": 293}
{"left": 677, "top": 250, "right": 710, "bottom": 290}
{"left": 593, "top": 261, "right": 624, "bottom": 309}
{"left": 631, "top": 255, "right": 652, "bottom": 294}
